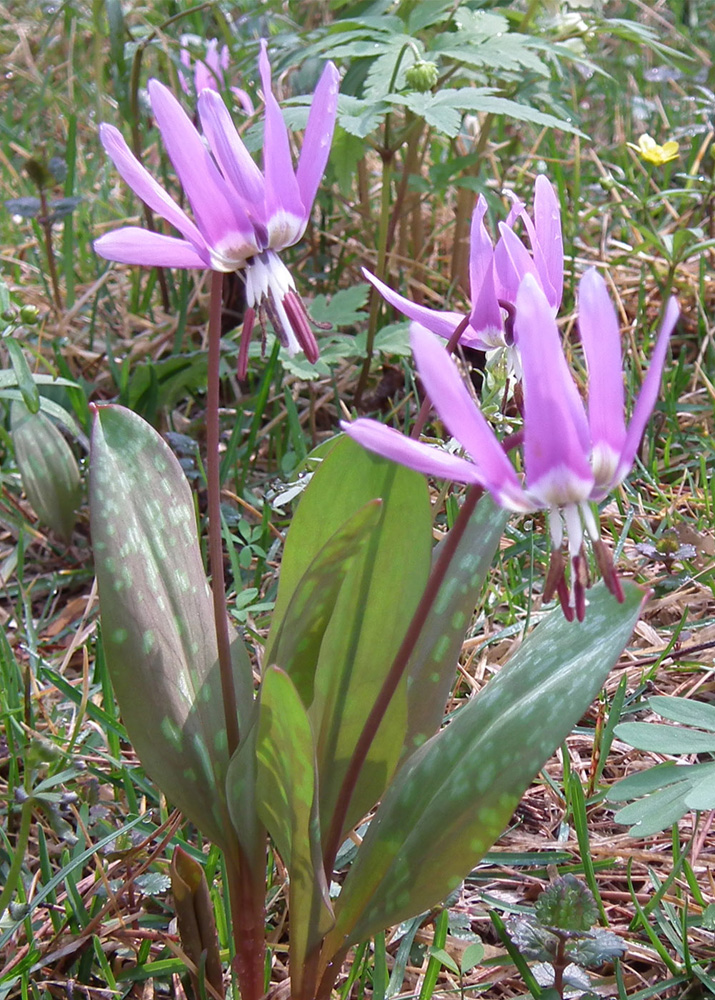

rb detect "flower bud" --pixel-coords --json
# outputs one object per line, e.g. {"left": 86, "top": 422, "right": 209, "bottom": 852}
{"left": 19, "top": 305, "right": 40, "bottom": 325}
{"left": 406, "top": 60, "right": 438, "bottom": 93}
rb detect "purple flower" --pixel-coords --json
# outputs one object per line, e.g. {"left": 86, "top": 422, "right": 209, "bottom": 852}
{"left": 94, "top": 41, "right": 340, "bottom": 376}
{"left": 364, "top": 175, "right": 563, "bottom": 355}
{"left": 178, "top": 37, "right": 254, "bottom": 114}
{"left": 342, "top": 270, "right": 679, "bottom": 621}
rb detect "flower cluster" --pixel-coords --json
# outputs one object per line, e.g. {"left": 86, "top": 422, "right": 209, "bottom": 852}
{"left": 95, "top": 40, "right": 339, "bottom": 376}
{"left": 344, "top": 184, "right": 678, "bottom": 620}
{"left": 178, "top": 36, "right": 254, "bottom": 114}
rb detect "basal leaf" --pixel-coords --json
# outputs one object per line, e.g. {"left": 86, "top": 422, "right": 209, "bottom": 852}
{"left": 264, "top": 500, "right": 384, "bottom": 706}
{"left": 11, "top": 400, "right": 81, "bottom": 543}
{"left": 403, "top": 493, "right": 508, "bottom": 760}
{"left": 324, "top": 583, "right": 645, "bottom": 951}
{"left": 267, "top": 435, "right": 432, "bottom": 839}
{"left": 89, "top": 404, "right": 255, "bottom": 851}
{"left": 253, "top": 667, "right": 333, "bottom": 992}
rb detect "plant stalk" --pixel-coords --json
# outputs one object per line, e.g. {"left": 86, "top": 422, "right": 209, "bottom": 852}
{"left": 38, "top": 189, "right": 63, "bottom": 313}
{"left": 206, "top": 270, "right": 240, "bottom": 757}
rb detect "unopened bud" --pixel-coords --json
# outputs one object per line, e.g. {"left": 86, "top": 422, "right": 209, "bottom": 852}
{"left": 406, "top": 60, "right": 439, "bottom": 93}
{"left": 19, "top": 305, "right": 40, "bottom": 325}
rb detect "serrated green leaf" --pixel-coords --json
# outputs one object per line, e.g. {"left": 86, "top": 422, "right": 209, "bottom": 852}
{"left": 325, "top": 582, "right": 645, "bottom": 950}
{"left": 390, "top": 88, "right": 586, "bottom": 139}
{"left": 308, "top": 284, "right": 369, "bottom": 327}
{"left": 11, "top": 400, "right": 81, "bottom": 542}
{"left": 253, "top": 667, "right": 333, "bottom": 992}
{"left": 89, "top": 404, "right": 255, "bottom": 851}
{"left": 614, "top": 721, "right": 715, "bottom": 754}
{"left": 264, "top": 500, "right": 383, "bottom": 706}
{"left": 648, "top": 695, "right": 715, "bottom": 731}
{"left": 407, "top": 0, "right": 454, "bottom": 34}
{"left": 338, "top": 95, "right": 390, "bottom": 138}
{"left": 364, "top": 37, "right": 423, "bottom": 99}
{"left": 403, "top": 493, "right": 508, "bottom": 759}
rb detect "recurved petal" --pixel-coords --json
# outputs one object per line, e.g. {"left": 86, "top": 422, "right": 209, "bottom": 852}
{"left": 99, "top": 124, "right": 206, "bottom": 250}
{"left": 148, "top": 79, "right": 254, "bottom": 251}
{"left": 340, "top": 419, "right": 485, "bottom": 484}
{"left": 615, "top": 296, "right": 679, "bottom": 486}
{"left": 363, "top": 269, "right": 466, "bottom": 340}
{"left": 533, "top": 175, "right": 563, "bottom": 308}
{"left": 410, "top": 324, "right": 528, "bottom": 510}
{"left": 516, "top": 275, "right": 593, "bottom": 507}
{"left": 258, "top": 40, "right": 306, "bottom": 248}
{"left": 578, "top": 269, "right": 626, "bottom": 491}
{"left": 94, "top": 227, "right": 209, "bottom": 268}
{"left": 198, "top": 89, "right": 266, "bottom": 223}
{"left": 296, "top": 60, "right": 340, "bottom": 214}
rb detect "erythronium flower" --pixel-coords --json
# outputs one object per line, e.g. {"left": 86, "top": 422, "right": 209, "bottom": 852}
{"left": 94, "top": 41, "right": 340, "bottom": 376}
{"left": 342, "top": 270, "right": 679, "bottom": 621}
{"left": 363, "top": 175, "right": 563, "bottom": 356}
{"left": 179, "top": 36, "right": 254, "bottom": 113}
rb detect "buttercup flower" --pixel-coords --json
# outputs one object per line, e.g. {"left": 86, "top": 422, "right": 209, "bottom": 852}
{"left": 628, "top": 133, "right": 679, "bottom": 166}
{"left": 343, "top": 270, "right": 679, "bottom": 621}
{"left": 179, "top": 36, "right": 254, "bottom": 114}
{"left": 95, "top": 41, "right": 340, "bottom": 375}
{"left": 364, "top": 175, "right": 563, "bottom": 355}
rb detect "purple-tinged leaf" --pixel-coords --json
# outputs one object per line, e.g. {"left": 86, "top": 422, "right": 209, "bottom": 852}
{"left": 89, "top": 404, "right": 255, "bottom": 850}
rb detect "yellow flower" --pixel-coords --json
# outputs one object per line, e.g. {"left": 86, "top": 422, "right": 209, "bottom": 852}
{"left": 628, "top": 134, "right": 679, "bottom": 165}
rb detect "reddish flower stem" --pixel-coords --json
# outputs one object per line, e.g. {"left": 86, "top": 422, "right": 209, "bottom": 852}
{"left": 206, "top": 269, "right": 240, "bottom": 756}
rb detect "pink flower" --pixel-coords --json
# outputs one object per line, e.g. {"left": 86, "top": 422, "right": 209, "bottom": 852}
{"left": 343, "top": 270, "right": 679, "bottom": 621}
{"left": 95, "top": 41, "right": 339, "bottom": 375}
{"left": 364, "top": 176, "right": 563, "bottom": 356}
{"left": 178, "top": 37, "right": 254, "bottom": 114}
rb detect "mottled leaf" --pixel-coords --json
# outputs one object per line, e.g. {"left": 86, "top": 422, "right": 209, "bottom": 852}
{"left": 253, "top": 667, "right": 333, "bottom": 993}
{"left": 268, "top": 435, "right": 432, "bottom": 838}
{"left": 264, "top": 499, "right": 384, "bottom": 706}
{"left": 11, "top": 400, "right": 81, "bottom": 542}
{"left": 325, "top": 583, "right": 645, "bottom": 951}
{"left": 89, "top": 403, "right": 254, "bottom": 850}
{"left": 403, "top": 493, "right": 508, "bottom": 759}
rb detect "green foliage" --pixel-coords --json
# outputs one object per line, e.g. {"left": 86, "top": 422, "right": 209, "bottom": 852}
{"left": 265, "top": 435, "right": 433, "bottom": 837}
{"left": 534, "top": 875, "right": 598, "bottom": 932}
{"left": 89, "top": 404, "right": 255, "bottom": 850}
{"left": 324, "top": 583, "right": 646, "bottom": 952}
{"left": 608, "top": 696, "right": 715, "bottom": 835}
{"left": 10, "top": 399, "right": 81, "bottom": 542}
